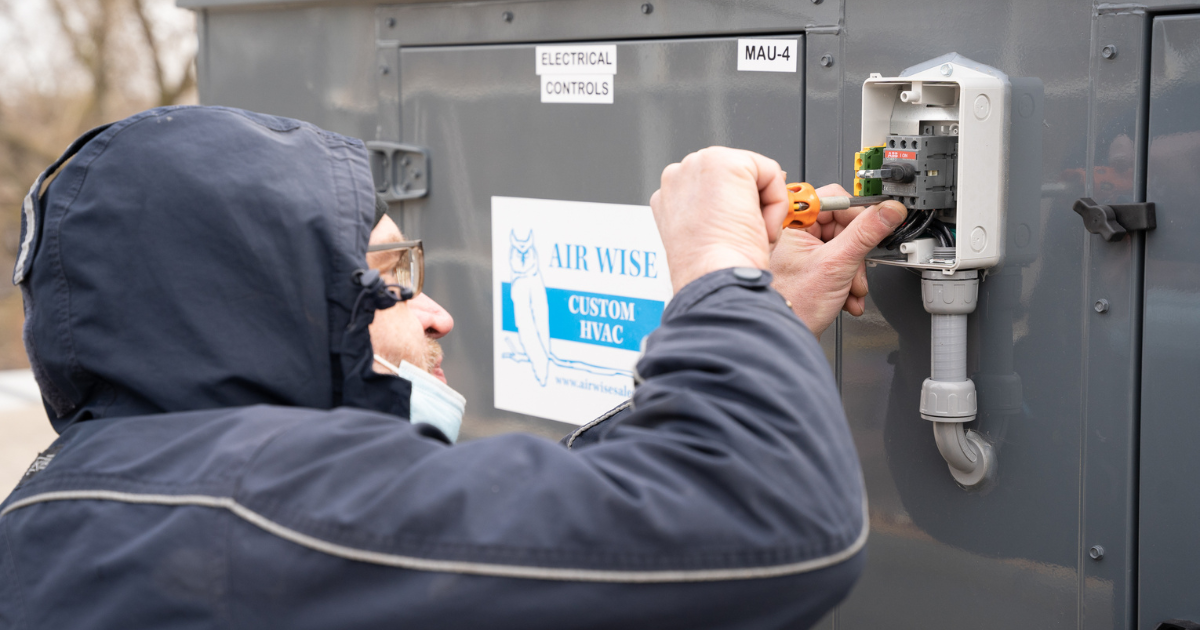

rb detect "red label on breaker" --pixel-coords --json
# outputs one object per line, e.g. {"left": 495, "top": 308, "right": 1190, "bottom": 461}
{"left": 885, "top": 150, "right": 917, "bottom": 160}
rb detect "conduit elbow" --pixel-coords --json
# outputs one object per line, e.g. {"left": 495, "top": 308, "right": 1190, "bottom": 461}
{"left": 931, "top": 420, "right": 995, "bottom": 489}
{"left": 920, "top": 268, "right": 994, "bottom": 489}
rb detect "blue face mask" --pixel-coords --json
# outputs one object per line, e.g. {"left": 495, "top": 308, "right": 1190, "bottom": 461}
{"left": 374, "top": 355, "right": 465, "bottom": 443}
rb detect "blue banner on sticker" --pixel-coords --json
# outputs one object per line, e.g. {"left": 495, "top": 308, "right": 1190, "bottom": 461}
{"left": 501, "top": 283, "right": 664, "bottom": 351}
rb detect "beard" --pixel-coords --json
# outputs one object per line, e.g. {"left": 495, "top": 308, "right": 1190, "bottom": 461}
{"left": 379, "top": 335, "right": 443, "bottom": 376}
{"left": 373, "top": 335, "right": 448, "bottom": 384}
{"left": 417, "top": 336, "right": 444, "bottom": 374}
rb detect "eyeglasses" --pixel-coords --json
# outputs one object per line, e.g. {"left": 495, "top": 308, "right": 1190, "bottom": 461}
{"left": 367, "top": 240, "right": 424, "bottom": 298}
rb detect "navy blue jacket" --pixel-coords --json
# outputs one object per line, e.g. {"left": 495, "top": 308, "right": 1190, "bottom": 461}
{"left": 0, "top": 106, "right": 866, "bottom": 629}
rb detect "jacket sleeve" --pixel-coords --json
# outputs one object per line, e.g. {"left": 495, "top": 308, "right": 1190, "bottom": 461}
{"left": 236, "top": 267, "right": 867, "bottom": 629}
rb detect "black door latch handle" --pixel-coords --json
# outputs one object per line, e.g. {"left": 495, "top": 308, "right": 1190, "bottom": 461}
{"left": 1073, "top": 197, "right": 1156, "bottom": 242}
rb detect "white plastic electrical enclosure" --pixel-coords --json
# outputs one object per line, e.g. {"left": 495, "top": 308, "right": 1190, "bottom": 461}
{"left": 863, "top": 53, "right": 1011, "bottom": 273}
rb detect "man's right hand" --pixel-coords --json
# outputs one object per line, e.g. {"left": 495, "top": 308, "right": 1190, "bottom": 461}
{"left": 649, "top": 147, "right": 790, "bottom": 293}
{"left": 770, "top": 183, "right": 908, "bottom": 337}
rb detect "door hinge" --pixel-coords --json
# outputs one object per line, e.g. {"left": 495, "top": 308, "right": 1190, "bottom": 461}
{"left": 367, "top": 142, "right": 429, "bottom": 202}
{"left": 1073, "top": 197, "right": 1156, "bottom": 242}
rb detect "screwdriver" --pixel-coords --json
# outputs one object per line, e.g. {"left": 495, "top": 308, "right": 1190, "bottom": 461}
{"left": 782, "top": 182, "right": 894, "bottom": 229}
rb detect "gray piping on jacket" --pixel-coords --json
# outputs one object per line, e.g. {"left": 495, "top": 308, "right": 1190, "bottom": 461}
{"left": 1, "top": 488, "right": 869, "bottom": 583}
{"left": 565, "top": 399, "right": 632, "bottom": 449}
{"left": 13, "top": 185, "right": 38, "bottom": 285}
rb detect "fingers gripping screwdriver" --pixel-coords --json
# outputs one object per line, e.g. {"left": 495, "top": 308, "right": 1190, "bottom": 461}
{"left": 782, "top": 182, "right": 893, "bottom": 229}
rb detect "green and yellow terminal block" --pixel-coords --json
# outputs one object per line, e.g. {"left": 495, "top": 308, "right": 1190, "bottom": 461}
{"left": 853, "top": 146, "right": 885, "bottom": 197}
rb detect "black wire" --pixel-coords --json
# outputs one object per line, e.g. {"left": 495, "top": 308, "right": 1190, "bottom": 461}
{"left": 881, "top": 208, "right": 961, "bottom": 250}
{"left": 925, "top": 219, "right": 947, "bottom": 246}
{"left": 926, "top": 218, "right": 954, "bottom": 247}
{"left": 881, "top": 209, "right": 936, "bottom": 250}
{"left": 935, "top": 220, "right": 955, "bottom": 246}
{"left": 934, "top": 225, "right": 950, "bottom": 246}
{"left": 879, "top": 210, "right": 921, "bottom": 249}
{"left": 910, "top": 211, "right": 937, "bottom": 243}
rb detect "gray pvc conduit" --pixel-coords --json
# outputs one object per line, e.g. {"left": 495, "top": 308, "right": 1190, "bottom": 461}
{"left": 930, "top": 314, "right": 967, "bottom": 381}
{"left": 920, "top": 266, "right": 994, "bottom": 488}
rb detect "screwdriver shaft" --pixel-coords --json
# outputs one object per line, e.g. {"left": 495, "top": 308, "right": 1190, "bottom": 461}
{"left": 818, "top": 195, "right": 894, "bottom": 211}
{"left": 793, "top": 195, "right": 893, "bottom": 212}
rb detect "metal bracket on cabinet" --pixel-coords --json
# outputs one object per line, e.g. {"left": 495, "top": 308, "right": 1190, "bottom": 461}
{"left": 367, "top": 142, "right": 429, "bottom": 202}
{"left": 1073, "top": 197, "right": 1156, "bottom": 242}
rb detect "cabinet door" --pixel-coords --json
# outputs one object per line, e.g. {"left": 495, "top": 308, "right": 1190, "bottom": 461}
{"left": 832, "top": 4, "right": 1146, "bottom": 628}
{"left": 1139, "top": 14, "right": 1200, "bottom": 629}
{"left": 397, "top": 36, "right": 803, "bottom": 438}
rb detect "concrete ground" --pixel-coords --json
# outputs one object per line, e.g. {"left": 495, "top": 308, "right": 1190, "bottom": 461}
{"left": 0, "top": 370, "right": 57, "bottom": 495}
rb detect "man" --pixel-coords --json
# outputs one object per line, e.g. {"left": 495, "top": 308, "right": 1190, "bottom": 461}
{"left": 0, "top": 106, "right": 906, "bottom": 629}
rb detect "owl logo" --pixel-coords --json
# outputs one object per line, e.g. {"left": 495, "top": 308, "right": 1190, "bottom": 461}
{"left": 508, "top": 230, "right": 552, "bottom": 386}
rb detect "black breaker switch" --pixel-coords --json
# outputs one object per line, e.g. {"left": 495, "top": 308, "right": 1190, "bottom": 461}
{"left": 857, "top": 135, "right": 958, "bottom": 211}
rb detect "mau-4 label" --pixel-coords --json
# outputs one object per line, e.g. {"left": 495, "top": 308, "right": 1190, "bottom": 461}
{"left": 737, "top": 39, "right": 798, "bottom": 73}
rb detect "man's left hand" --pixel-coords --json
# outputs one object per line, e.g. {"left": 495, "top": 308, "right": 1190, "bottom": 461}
{"left": 770, "top": 184, "right": 907, "bottom": 337}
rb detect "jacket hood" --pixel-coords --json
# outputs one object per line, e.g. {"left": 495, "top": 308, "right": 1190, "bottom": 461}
{"left": 16, "top": 106, "right": 411, "bottom": 433}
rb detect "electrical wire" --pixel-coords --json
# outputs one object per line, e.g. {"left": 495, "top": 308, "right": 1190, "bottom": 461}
{"left": 880, "top": 209, "right": 936, "bottom": 250}
{"left": 927, "top": 218, "right": 955, "bottom": 247}
{"left": 935, "top": 220, "right": 955, "bottom": 246}
{"left": 878, "top": 210, "right": 923, "bottom": 249}
{"left": 881, "top": 208, "right": 959, "bottom": 250}
{"left": 927, "top": 220, "right": 950, "bottom": 246}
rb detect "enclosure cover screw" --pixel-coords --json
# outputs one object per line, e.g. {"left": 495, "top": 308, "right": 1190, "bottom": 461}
{"left": 1101, "top": 45, "right": 1118, "bottom": 60}
{"left": 811, "top": 0, "right": 823, "bottom": 4}
{"left": 819, "top": 54, "right": 834, "bottom": 68}
{"left": 1089, "top": 545, "right": 1105, "bottom": 560}
{"left": 386, "top": 17, "right": 396, "bottom": 28}
{"left": 1094, "top": 299, "right": 1110, "bottom": 313}
{"left": 502, "top": 10, "right": 514, "bottom": 22}
{"left": 641, "top": 3, "right": 653, "bottom": 14}
{"left": 940, "top": 63, "right": 953, "bottom": 76}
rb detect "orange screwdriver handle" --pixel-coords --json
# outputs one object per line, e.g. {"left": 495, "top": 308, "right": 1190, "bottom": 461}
{"left": 784, "top": 182, "right": 821, "bottom": 229}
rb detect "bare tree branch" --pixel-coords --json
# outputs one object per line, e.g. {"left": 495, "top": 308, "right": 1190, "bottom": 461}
{"left": 48, "top": 0, "right": 94, "bottom": 71}
{"left": 132, "top": 0, "right": 170, "bottom": 105}
{"left": 47, "top": 0, "right": 110, "bottom": 125}
{"left": 84, "top": 0, "right": 116, "bottom": 124}
{"left": 162, "top": 58, "right": 196, "bottom": 106}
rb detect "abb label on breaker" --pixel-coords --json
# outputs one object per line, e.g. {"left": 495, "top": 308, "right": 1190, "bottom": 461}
{"left": 885, "top": 150, "right": 917, "bottom": 160}
{"left": 536, "top": 45, "right": 617, "bottom": 103}
{"left": 737, "top": 39, "right": 798, "bottom": 73}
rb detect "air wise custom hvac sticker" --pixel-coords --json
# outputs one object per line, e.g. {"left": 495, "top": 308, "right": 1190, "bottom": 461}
{"left": 536, "top": 45, "right": 617, "bottom": 104}
{"left": 737, "top": 39, "right": 799, "bottom": 73}
{"left": 492, "top": 196, "right": 672, "bottom": 425}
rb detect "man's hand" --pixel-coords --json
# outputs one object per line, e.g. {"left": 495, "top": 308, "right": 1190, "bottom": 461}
{"left": 650, "top": 147, "right": 790, "bottom": 292}
{"left": 770, "top": 184, "right": 907, "bottom": 337}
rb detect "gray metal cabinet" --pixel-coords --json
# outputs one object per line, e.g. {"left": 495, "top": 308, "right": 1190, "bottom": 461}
{"left": 392, "top": 36, "right": 803, "bottom": 439}
{"left": 1140, "top": 13, "right": 1200, "bottom": 627}
{"left": 180, "top": 0, "right": 1200, "bottom": 627}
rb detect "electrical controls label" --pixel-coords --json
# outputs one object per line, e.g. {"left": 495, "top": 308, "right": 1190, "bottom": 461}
{"left": 492, "top": 196, "right": 673, "bottom": 425}
{"left": 737, "top": 39, "right": 798, "bottom": 73}
{"left": 540, "top": 75, "right": 614, "bottom": 104}
{"left": 536, "top": 45, "right": 616, "bottom": 103}
{"left": 535, "top": 45, "right": 617, "bottom": 74}
{"left": 885, "top": 150, "right": 917, "bottom": 160}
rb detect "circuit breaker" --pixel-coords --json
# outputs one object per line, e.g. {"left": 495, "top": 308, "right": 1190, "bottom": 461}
{"left": 861, "top": 54, "right": 1010, "bottom": 272}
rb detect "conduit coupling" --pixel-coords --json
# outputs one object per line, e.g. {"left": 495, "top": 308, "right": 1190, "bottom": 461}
{"left": 920, "top": 260, "right": 995, "bottom": 488}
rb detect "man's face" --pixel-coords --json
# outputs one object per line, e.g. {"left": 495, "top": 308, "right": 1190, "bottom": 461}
{"left": 367, "top": 215, "right": 455, "bottom": 383}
